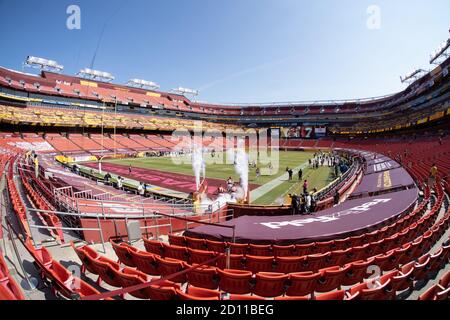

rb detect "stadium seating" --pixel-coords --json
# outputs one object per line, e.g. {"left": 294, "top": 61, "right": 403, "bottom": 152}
{"left": 0, "top": 253, "right": 25, "bottom": 300}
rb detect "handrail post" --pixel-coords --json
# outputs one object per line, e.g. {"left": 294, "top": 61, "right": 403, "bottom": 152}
{"left": 24, "top": 207, "right": 37, "bottom": 248}
{"left": 232, "top": 226, "right": 236, "bottom": 243}
{"left": 153, "top": 213, "right": 158, "bottom": 239}
{"left": 6, "top": 218, "right": 38, "bottom": 290}
{"left": 225, "top": 246, "right": 231, "bottom": 270}
{"left": 96, "top": 214, "right": 106, "bottom": 253}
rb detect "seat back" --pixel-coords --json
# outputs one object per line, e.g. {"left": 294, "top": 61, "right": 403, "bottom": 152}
{"left": 130, "top": 250, "right": 159, "bottom": 276}
{"left": 217, "top": 269, "right": 253, "bottom": 294}
{"left": 252, "top": 272, "right": 288, "bottom": 298}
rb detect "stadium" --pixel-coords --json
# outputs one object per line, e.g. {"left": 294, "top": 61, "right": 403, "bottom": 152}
{"left": 0, "top": 1, "right": 449, "bottom": 306}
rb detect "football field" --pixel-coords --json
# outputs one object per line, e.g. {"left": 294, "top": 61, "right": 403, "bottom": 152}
{"left": 84, "top": 151, "right": 333, "bottom": 205}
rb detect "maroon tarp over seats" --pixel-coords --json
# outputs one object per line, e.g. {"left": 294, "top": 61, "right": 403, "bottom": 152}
{"left": 184, "top": 188, "right": 418, "bottom": 245}
{"left": 352, "top": 167, "right": 415, "bottom": 196}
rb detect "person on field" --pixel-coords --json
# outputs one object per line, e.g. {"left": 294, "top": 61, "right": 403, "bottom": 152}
{"left": 298, "top": 168, "right": 303, "bottom": 180}
{"left": 255, "top": 167, "right": 261, "bottom": 180}
{"left": 226, "top": 177, "right": 233, "bottom": 191}
{"left": 303, "top": 180, "right": 308, "bottom": 194}
{"left": 138, "top": 182, "right": 145, "bottom": 196}
{"left": 305, "top": 192, "right": 312, "bottom": 214}
{"left": 333, "top": 190, "right": 340, "bottom": 206}
{"left": 290, "top": 194, "right": 299, "bottom": 215}
{"left": 117, "top": 176, "right": 123, "bottom": 190}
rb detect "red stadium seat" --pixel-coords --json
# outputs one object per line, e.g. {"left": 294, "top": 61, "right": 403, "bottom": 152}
{"left": 428, "top": 248, "right": 445, "bottom": 274}
{"left": 418, "top": 284, "right": 447, "bottom": 300}
{"left": 82, "top": 245, "right": 100, "bottom": 261}
{"left": 314, "top": 240, "right": 335, "bottom": 254}
{"left": 188, "top": 248, "right": 217, "bottom": 266}
{"left": 90, "top": 256, "right": 122, "bottom": 287}
{"left": 143, "top": 238, "right": 165, "bottom": 256}
{"left": 274, "top": 256, "right": 304, "bottom": 274}
{"left": 439, "top": 270, "right": 450, "bottom": 288}
{"left": 110, "top": 240, "right": 138, "bottom": 267}
{"left": 302, "top": 252, "right": 330, "bottom": 272}
{"left": 333, "top": 237, "right": 350, "bottom": 251}
{"left": 272, "top": 245, "right": 295, "bottom": 257}
{"left": 274, "top": 295, "right": 309, "bottom": 300}
{"left": 341, "top": 260, "right": 372, "bottom": 286}
{"left": 396, "top": 243, "right": 415, "bottom": 265}
{"left": 164, "top": 244, "right": 189, "bottom": 262}
{"left": 252, "top": 272, "right": 289, "bottom": 298}
{"left": 217, "top": 269, "right": 253, "bottom": 294}
{"left": 229, "top": 294, "right": 265, "bottom": 300}
{"left": 168, "top": 234, "right": 186, "bottom": 247}
{"left": 74, "top": 280, "right": 107, "bottom": 300}
{"left": 177, "top": 286, "right": 221, "bottom": 300}
{"left": 412, "top": 254, "right": 431, "bottom": 281}
{"left": 186, "top": 237, "right": 207, "bottom": 250}
{"left": 248, "top": 244, "right": 272, "bottom": 256}
{"left": 326, "top": 248, "right": 351, "bottom": 267}
{"left": 186, "top": 264, "right": 219, "bottom": 290}
{"left": 206, "top": 239, "right": 227, "bottom": 253}
{"left": 286, "top": 271, "right": 320, "bottom": 298}
{"left": 295, "top": 243, "right": 315, "bottom": 256}
{"left": 77, "top": 246, "right": 100, "bottom": 275}
{"left": 245, "top": 255, "right": 274, "bottom": 273}
{"left": 436, "top": 287, "right": 450, "bottom": 300}
{"left": 348, "top": 277, "right": 395, "bottom": 300}
{"left": 315, "top": 290, "right": 346, "bottom": 300}
{"left": 113, "top": 267, "right": 149, "bottom": 299}
{"left": 228, "top": 242, "right": 248, "bottom": 255}
{"left": 373, "top": 250, "right": 401, "bottom": 272}
{"left": 348, "top": 244, "right": 369, "bottom": 262}
{"left": 129, "top": 250, "right": 159, "bottom": 276}
{"left": 390, "top": 262, "right": 415, "bottom": 292}
{"left": 217, "top": 254, "right": 245, "bottom": 270}
{"left": 315, "top": 265, "right": 349, "bottom": 293}
{"left": 348, "top": 234, "right": 365, "bottom": 247}
{"left": 155, "top": 256, "right": 188, "bottom": 283}
{"left": 146, "top": 280, "right": 180, "bottom": 300}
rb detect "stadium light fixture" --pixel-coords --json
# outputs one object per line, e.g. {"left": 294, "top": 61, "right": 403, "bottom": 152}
{"left": 429, "top": 39, "right": 450, "bottom": 65}
{"left": 171, "top": 87, "right": 199, "bottom": 97}
{"left": 25, "top": 56, "right": 64, "bottom": 73}
{"left": 400, "top": 68, "right": 427, "bottom": 84}
{"left": 77, "top": 68, "right": 115, "bottom": 82}
{"left": 127, "top": 78, "right": 160, "bottom": 90}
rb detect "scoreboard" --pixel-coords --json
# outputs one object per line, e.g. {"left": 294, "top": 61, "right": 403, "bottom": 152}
{"left": 281, "top": 126, "right": 327, "bottom": 138}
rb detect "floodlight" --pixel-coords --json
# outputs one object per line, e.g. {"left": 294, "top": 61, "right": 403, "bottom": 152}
{"left": 429, "top": 39, "right": 450, "bottom": 64}
{"left": 171, "top": 87, "right": 199, "bottom": 96}
{"left": 127, "top": 78, "right": 160, "bottom": 90}
{"left": 25, "top": 56, "right": 64, "bottom": 72}
{"left": 78, "top": 68, "right": 115, "bottom": 82}
{"left": 400, "top": 68, "right": 426, "bottom": 84}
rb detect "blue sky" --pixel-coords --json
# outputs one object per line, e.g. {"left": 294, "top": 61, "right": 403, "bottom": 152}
{"left": 0, "top": 0, "right": 448, "bottom": 104}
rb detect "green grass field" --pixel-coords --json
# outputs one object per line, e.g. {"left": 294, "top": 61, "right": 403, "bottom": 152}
{"left": 104, "top": 151, "right": 333, "bottom": 205}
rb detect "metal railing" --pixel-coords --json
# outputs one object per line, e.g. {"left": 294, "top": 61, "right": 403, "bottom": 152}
{"left": 25, "top": 205, "right": 235, "bottom": 253}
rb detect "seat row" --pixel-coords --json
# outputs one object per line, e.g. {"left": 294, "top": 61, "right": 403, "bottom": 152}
{"left": 23, "top": 239, "right": 110, "bottom": 300}
{"left": 105, "top": 199, "right": 450, "bottom": 298}
{"left": 19, "top": 166, "right": 64, "bottom": 242}
{"left": 0, "top": 252, "right": 24, "bottom": 300}
{"left": 140, "top": 195, "right": 442, "bottom": 274}
{"left": 6, "top": 155, "right": 31, "bottom": 237}
{"left": 74, "top": 235, "right": 450, "bottom": 300}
